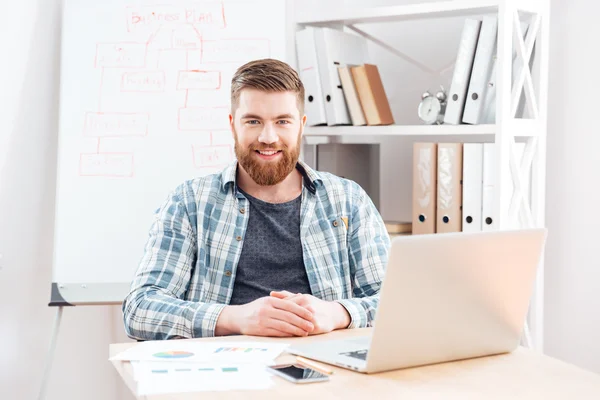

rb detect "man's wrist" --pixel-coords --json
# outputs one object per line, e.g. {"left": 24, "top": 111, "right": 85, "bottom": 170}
{"left": 215, "top": 305, "right": 240, "bottom": 336}
{"left": 331, "top": 301, "right": 351, "bottom": 330}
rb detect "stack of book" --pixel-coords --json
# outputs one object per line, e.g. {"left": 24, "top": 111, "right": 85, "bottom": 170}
{"left": 295, "top": 26, "right": 394, "bottom": 127}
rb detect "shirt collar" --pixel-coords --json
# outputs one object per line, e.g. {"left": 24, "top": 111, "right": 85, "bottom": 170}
{"left": 221, "top": 160, "right": 321, "bottom": 195}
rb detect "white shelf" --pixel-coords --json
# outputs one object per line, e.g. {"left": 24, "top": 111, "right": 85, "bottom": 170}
{"left": 296, "top": 0, "right": 549, "bottom": 353}
{"left": 304, "top": 120, "right": 540, "bottom": 138}
{"left": 297, "top": 0, "right": 501, "bottom": 26}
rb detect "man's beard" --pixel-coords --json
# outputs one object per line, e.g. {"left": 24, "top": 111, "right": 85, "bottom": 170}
{"left": 233, "top": 128, "right": 302, "bottom": 186}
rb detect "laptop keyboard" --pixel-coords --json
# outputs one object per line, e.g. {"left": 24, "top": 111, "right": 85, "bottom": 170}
{"left": 340, "top": 349, "right": 368, "bottom": 361}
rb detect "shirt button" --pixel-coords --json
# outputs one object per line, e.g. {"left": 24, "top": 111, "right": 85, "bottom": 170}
{"left": 240, "top": 208, "right": 245, "bottom": 214}
{"left": 225, "top": 270, "right": 232, "bottom": 277}
{"left": 236, "top": 236, "right": 242, "bottom": 241}
{"left": 333, "top": 220, "right": 339, "bottom": 227}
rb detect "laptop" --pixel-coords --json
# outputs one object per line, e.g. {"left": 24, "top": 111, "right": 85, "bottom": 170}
{"left": 287, "top": 228, "right": 547, "bottom": 374}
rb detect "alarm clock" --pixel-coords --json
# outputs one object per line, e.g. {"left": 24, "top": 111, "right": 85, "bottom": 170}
{"left": 418, "top": 86, "right": 447, "bottom": 125}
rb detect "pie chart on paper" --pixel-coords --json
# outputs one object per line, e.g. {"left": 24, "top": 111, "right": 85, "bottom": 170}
{"left": 152, "top": 350, "right": 195, "bottom": 359}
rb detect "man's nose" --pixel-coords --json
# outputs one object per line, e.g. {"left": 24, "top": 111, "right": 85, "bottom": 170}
{"left": 258, "top": 123, "right": 279, "bottom": 145}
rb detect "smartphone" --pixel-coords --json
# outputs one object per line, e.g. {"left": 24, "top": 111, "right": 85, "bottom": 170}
{"left": 266, "top": 363, "right": 330, "bottom": 384}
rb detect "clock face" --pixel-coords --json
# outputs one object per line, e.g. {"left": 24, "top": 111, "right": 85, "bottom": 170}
{"left": 418, "top": 96, "right": 441, "bottom": 124}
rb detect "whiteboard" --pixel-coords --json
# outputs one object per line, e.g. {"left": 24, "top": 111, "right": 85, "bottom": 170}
{"left": 52, "top": 0, "right": 286, "bottom": 304}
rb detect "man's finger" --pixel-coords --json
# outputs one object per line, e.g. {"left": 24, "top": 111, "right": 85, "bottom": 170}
{"left": 270, "top": 297, "right": 314, "bottom": 321}
{"left": 270, "top": 290, "right": 295, "bottom": 299}
{"left": 279, "top": 294, "right": 312, "bottom": 309}
{"left": 267, "top": 318, "right": 309, "bottom": 337}
{"left": 292, "top": 295, "right": 310, "bottom": 306}
{"left": 268, "top": 308, "right": 314, "bottom": 333}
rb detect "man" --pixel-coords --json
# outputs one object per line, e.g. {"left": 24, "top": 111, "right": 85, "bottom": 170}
{"left": 122, "top": 59, "right": 390, "bottom": 340}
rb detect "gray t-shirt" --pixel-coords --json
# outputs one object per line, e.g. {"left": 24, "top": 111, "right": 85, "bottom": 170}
{"left": 228, "top": 187, "right": 312, "bottom": 305}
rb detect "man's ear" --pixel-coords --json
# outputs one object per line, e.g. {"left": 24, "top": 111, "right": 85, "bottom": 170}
{"left": 229, "top": 113, "right": 235, "bottom": 138}
{"left": 299, "top": 114, "right": 307, "bottom": 137}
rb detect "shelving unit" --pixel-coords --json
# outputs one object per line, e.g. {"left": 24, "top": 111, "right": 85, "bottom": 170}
{"left": 295, "top": 0, "right": 550, "bottom": 351}
{"left": 304, "top": 119, "right": 541, "bottom": 138}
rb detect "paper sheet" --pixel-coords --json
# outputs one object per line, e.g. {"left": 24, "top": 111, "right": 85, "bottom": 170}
{"left": 111, "top": 341, "right": 289, "bottom": 365}
{"left": 132, "top": 361, "right": 274, "bottom": 395}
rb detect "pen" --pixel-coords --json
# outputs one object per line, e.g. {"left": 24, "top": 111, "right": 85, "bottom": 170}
{"left": 296, "top": 356, "right": 334, "bottom": 375}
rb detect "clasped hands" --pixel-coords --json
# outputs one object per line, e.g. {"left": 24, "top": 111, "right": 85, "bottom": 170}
{"left": 216, "top": 290, "right": 351, "bottom": 337}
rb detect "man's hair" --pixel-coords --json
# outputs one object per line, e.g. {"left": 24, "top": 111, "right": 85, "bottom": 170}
{"left": 230, "top": 58, "right": 305, "bottom": 116}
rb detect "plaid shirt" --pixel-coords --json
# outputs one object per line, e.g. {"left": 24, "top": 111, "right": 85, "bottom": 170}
{"left": 122, "top": 160, "right": 390, "bottom": 340}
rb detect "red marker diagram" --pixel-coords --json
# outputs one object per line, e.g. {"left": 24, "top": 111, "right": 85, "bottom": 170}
{"left": 201, "top": 39, "right": 270, "bottom": 64}
{"left": 178, "top": 106, "right": 229, "bottom": 131}
{"left": 84, "top": 112, "right": 149, "bottom": 137}
{"left": 79, "top": 153, "right": 135, "bottom": 177}
{"left": 192, "top": 144, "right": 233, "bottom": 169}
{"left": 125, "top": 3, "right": 227, "bottom": 33}
{"left": 80, "top": 1, "right": 271, "bottom": 177}
{"left": 177, "top": 70, "right": 221, "bottom": 90}
{"left": 95, "top": 43, "right": 147, "bottom": 68}
{"left": 121, "top": 71, "right": 166, "bottom": 92}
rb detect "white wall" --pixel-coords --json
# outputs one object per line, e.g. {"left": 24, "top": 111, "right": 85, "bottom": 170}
{"left": 1, "top": 1, "right": 599, "bottom": 399}
{"left": 0, "top": 1, "right": 134, "bottom": 399}
{"left": 544, "top": 0, "right": 600, "bottom": 374}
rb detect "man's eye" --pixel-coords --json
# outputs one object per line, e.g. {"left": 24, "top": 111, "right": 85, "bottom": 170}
{"left": 246, "top": 120, "right": 260, "bottom": 125}
{"left": 277, "top": 120, "right": 290, "bottom": 124}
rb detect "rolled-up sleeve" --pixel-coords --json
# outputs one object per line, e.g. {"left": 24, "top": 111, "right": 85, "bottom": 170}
{"left": 122, "top": 188, "right": 224, "bottom": 340}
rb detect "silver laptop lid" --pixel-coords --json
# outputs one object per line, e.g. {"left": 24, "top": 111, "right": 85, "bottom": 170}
{"left": 365, "top": 228, "right": 547, "bottom": 372}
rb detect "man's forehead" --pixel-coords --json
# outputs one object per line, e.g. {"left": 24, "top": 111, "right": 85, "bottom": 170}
{"left": 237, "top": 89, "right": 299, "bottom": 117}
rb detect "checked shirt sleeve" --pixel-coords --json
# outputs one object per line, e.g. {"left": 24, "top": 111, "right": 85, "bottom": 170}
{"left": 336, "top": 186, "right": 390, "bottom": 329}
{"left": 122, "top": 187, "right": 225, "bottom": 340}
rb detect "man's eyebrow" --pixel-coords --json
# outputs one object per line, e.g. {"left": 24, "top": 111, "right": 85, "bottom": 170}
{"left": 240, "top": 113, "right": 263, "bottom": 120}
{"left": 240, "top": 113, "right": 296, "bottom": 120}
{"left": 274, "top": 113, "right": 295, "bottom": 120}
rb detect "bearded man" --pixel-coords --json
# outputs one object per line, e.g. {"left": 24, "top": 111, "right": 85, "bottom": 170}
{"left": 122, "top": 59, "right": 390, "bottom": 340}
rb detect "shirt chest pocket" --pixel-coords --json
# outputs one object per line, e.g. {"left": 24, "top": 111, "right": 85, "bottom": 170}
{"left": 302, "top": 214, "right": 352, "bottom": 300}
{"left": 306, "top": 215, "right": 349, "bottom": 264}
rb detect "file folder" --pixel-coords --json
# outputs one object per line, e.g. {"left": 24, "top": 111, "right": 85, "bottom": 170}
{"left": 480, "top": 21, "right": 531, "bottom": 123}
{"left": 444, "top": 18, "right": 482, "bottom": 125}
{"left": 314, "top": 27, "right": 369, "bottom": 125}
{"left": 480, "top": 142, "right": 528, "bottom": 230}
{"left": 295, "top": 27, "right": 327, "bottom": 126}
{"left": 412, "top": 143, "right": 437, "bottom": 235}
{"left": 437, "top": 143, "right": 463, "bottom": 233}
{"left": 482, "top": 143, "right": 495, "bottom": 231}
{"left": 462, "top": 16, "right": 497, "bottom": 125}
{"left": 462, "top": 143, "right": 483, "bottom": 232}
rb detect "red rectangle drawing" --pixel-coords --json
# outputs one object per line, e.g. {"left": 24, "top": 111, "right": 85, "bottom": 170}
{"left": 79, "top": 153, "right": 134, "bottom": 177}
{"left": 179, "top": 107, "right": 229, "bottom": 131}
{"left": 185, "top": 3, "right": 226, "bottom": 28}
{"left": 126, "top": 5, "right": 186, "bottom": 32}
{"left": 192, "top": 145, "right": 233, "bottom": 168}
{"left": 121, "top": 71, "right": 166, "bottom": 92}
{"left": 200, "top": 39, "right": 270, "bottom": 64}
{"left": 95, "top": 43, "right": 147, "bottom": 68}
{"left": 84, "top": 112, "right": 149, "bottom": 137}
{"left": 172, "top": 29, "right": 202, "bottom": 50}
{"left": 177, "top": 70, "right": 221, "bottom": 90}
